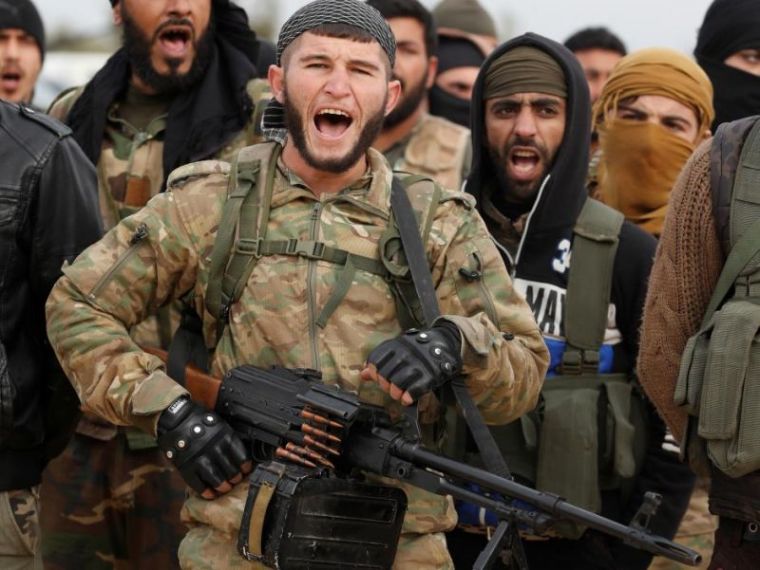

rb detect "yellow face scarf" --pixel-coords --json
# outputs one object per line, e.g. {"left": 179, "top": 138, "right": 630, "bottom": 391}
{"left": 597, "top": 119, "right": 694, "bottom": 236}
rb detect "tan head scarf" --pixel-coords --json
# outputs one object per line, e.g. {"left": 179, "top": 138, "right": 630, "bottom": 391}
{"left": 593, "top": 47, "right": 714, "bottom": 132}
{"left": 593, "top": 48, "right": 715, "bottom": 236}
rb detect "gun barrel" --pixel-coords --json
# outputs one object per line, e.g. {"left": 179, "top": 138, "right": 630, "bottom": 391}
{"left": 393, "top": 441, "right": 702, "bottom": 567}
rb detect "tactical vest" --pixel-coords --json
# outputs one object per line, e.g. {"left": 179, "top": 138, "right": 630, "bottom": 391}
{"left": 452, "top": 198, "right": 647, "bottom": 537}
{"left": 389, "top": 114, "right": 471, "bottom": 191}
{"left": 203, "top": 142, "right": 444, "bottom": 343}
{"left": 676, "top": 116, "right": 760, "bottom": 480}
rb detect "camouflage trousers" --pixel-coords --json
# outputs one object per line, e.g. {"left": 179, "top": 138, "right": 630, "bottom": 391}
{"left": 650, "top": 482, "right": 716, "bottom": 570}
{"left": 177, "top": 526, "right": 454, "bottom": 569}
{"left": 40, "top": 431, "right": 187, "bottom": 570}
{"left": 0, "top": 487, "right": 41, "bottom": 570}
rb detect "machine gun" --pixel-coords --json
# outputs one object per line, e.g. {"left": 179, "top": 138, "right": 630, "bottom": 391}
{"left": 145, "top": 348, "right": 701, "bottom": 569}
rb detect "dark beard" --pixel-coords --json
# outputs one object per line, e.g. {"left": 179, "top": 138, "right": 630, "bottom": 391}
{"left": 488, "top": 135, "right": 550, "bottom": 211}
{"left": 384, "top": 71, "right": 428, "bottom": 128}
{"left": 283, "top": 88, "right": 387, "bottom": 174}
{"left": 122, "top": 8, "right": 214, "bottom": 94}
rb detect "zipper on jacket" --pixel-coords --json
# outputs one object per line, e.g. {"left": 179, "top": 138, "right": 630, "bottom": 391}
{"left": 460, "top": 251, "right": 499, "bottom": 326}
{"left": 88, "top": 223, "right": 149, "bottom": 301}
{"left": 307, "top": 202, "right": 323, "bottom": 371}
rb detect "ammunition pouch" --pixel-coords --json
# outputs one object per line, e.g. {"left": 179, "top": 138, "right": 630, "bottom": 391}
{"left": 483, "top": 374, "right": 647, "bottom": 539}
{"left": 677, "top": 118, "right": 760, "bottom": 479}
{"left": 677, "top": 296, "right": 760, "bottom": 478}
{"left": 238, "top": 460, "right": 407, "bottom": 569}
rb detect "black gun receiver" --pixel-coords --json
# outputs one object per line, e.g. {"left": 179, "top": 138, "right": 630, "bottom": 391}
{"left": 213, "top": 364, "right": 701, "bottom": 569}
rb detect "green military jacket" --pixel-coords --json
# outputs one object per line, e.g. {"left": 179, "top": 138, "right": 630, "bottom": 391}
{"left": 46, "top": 143, "right": 549, "bottom": 537}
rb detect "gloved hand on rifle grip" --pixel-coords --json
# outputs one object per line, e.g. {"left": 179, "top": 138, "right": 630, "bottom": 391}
{"left": 157, "top": 396, "right": 251, "bottom": 498}
{"left": 363, "top": 321, "right": 462, "bottom": 404}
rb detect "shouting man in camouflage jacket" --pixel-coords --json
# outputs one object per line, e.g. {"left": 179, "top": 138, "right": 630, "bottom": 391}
{"left": 41, "top": 1, "right": 270, "bottom": 568}
{"left": 45, "top": 1, "right": 548, "bottom": 568}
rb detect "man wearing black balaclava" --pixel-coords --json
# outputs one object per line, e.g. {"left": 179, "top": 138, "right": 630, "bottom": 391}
{"left": 695, "top": 0, "right": 760, "bottom": 128}
{"left": 40, "top": 1, "right": 269, "bottom": 568}
{"left": 429, "top": 35, "right": 486, "bottom": 127}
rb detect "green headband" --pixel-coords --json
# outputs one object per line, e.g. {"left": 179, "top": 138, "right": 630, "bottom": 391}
{"left": 485, "top": 46, "right": 567, "bottom": 99}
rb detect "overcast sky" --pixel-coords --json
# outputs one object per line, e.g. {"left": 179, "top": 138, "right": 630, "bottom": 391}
{"left": 35, "top": 0, "right": 714, "bottom": 54}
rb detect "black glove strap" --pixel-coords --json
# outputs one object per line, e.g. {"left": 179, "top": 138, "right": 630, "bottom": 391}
{"left": 157, "top": 397, "right": 249, "bottom": 493}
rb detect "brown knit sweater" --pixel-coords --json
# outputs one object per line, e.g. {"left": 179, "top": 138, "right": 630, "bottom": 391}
{"left": 637, "top": 139, "right": 724, "bottom": 444}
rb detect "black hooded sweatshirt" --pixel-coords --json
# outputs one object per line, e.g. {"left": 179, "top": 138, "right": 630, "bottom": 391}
{"left": 462, "top": 33, "right": 693, "bottom": 569}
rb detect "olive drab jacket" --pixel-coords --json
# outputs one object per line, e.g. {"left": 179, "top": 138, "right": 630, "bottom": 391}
{"left": 46, "top": 142, "right": 548, "bottom": 540}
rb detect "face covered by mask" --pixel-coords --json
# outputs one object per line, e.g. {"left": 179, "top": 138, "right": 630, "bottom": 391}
{"left": 598, "top": 119, "right": 695, "bottom": 236}
{"left": 428, "top": 84, "right": 471, "bottom": 127}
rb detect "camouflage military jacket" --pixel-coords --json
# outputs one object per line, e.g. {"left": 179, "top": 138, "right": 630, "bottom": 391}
{"left": 48, "top": 79, "right": 271, "bottom": 440}
{"left": 384, "top": 112, "right": 472, "bottom": 191}
{"left": 48, "top": 79, "right": 271, "bottom": 231}
{"left": 47, "top": 142, "right": 548, "bottom": 535}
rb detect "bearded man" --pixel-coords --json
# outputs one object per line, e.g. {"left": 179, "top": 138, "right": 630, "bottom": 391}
{"left": 368, "top": 0, "right": 471, "bottom": 191}
{"left": 40, "top": 1, "right": 269, "bottom": 568}
{"left": 446, "top": 33, "right": 688, "bottom": 570}
{"left": 44, "top": 1, "right": 549, "bottom": 567}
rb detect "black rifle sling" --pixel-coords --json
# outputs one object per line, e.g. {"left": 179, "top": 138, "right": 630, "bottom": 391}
{"left": 391, "top": 177, "right": 526, "bottom": 569}
{"left": 390, "top": 178, "right": 512, "bottom": 481}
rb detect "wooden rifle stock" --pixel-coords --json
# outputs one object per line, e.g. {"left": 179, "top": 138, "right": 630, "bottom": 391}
{"left": 142, "top": 346, "right": 222, "bottom": 410}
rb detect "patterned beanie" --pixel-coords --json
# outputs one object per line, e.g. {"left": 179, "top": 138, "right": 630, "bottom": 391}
{"left": 276, "top": 0, "right": 396, "bottom": 66}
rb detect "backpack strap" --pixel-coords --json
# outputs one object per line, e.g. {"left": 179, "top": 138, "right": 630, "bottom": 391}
{"left": 205, "top": 146, "right": 277, "bottom": 340}
{"left": 710, "top": 116, "right": 760, "bottom": 257}
{"left": 701, "top": 119, "right": 760, "bottom": 326}
{"left": 561, "top": 198, "right": 624, "bottom": 374}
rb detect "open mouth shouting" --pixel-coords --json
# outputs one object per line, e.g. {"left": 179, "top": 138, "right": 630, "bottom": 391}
{"left": 508, "top": 145, "right": 544, "bottom": 182}
{"left": 157, "top": 24, "right": 194, "bottom": 59}
{"left": 0, "top": 68, "right": 22, "bottom": 95}
{"left": 313, "top": 107, "right": 355, "bottom": 141}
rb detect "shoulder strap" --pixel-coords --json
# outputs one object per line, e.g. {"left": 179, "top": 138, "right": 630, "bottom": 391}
{"left": 700, "top": 120, "right": 760, "bottom": 326}
{"left": 729, "top": 118, "right": 760, "bottom": 250}
{"left": 710, "top": 116, "right": 760, "bottom": 257}
{"left": 562, "top": 198, "right": 624, "bottom": 373}
{"left": 206, "top": 144, "right": 280, "bottom": 342}
{"left": 390, "top": 176, "right": 440, "bottom": 326}
{"left": 392, "top": 177, "right": 515, "bottom": 486}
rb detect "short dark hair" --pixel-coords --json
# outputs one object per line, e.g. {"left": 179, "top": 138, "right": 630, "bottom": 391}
{"left": 564, "top": 27, "right": 627, "bottom": 56}
{"left": 365, "top": 0, "right": 437, "bottom": 58}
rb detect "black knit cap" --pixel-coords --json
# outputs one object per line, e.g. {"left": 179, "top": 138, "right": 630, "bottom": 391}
{"left": 277, "top": 0, "right": 396, "bottom": 66}
{"left": 0, "top": 0, "right": 45, "bottom": 58}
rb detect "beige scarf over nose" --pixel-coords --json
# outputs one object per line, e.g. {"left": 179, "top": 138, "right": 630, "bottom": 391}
{"left": 592, "top": 47, "right": 715, "bottom": 236}
{"left": 598, "top": 120, "right": 694, "bottom": 236}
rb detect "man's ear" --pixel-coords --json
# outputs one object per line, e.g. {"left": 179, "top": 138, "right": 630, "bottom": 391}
{"left": 699, "top": 128, "right": 712, "bottom": 142}
{"left": 269, "top": 65, "right": 286, "bottom": 104}
{"left": 385, "top": 79, "right": 401, "bottom": 117}
{"left": 425, "top": 56, "right": 438, "bottom": 90}
{"left": 112, "top": 1, "right": 123, "bottom": 26}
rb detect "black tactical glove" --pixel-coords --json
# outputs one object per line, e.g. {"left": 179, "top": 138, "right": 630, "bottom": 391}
{"left": 157, "top": 397, "right": 250, "bottom": 494}
{"left": 366, "top": 321, "right": 463, "bottom": 401}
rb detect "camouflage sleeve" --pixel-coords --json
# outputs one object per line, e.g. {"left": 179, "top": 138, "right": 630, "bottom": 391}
{"left": 46, "top": 86, "right": 84, "bottom": 121}
{"left": 430, "top": 195, "right": 549, "bottom": 425}
{"left": 45, "top": 164, "right": 229, "bottom": 435}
